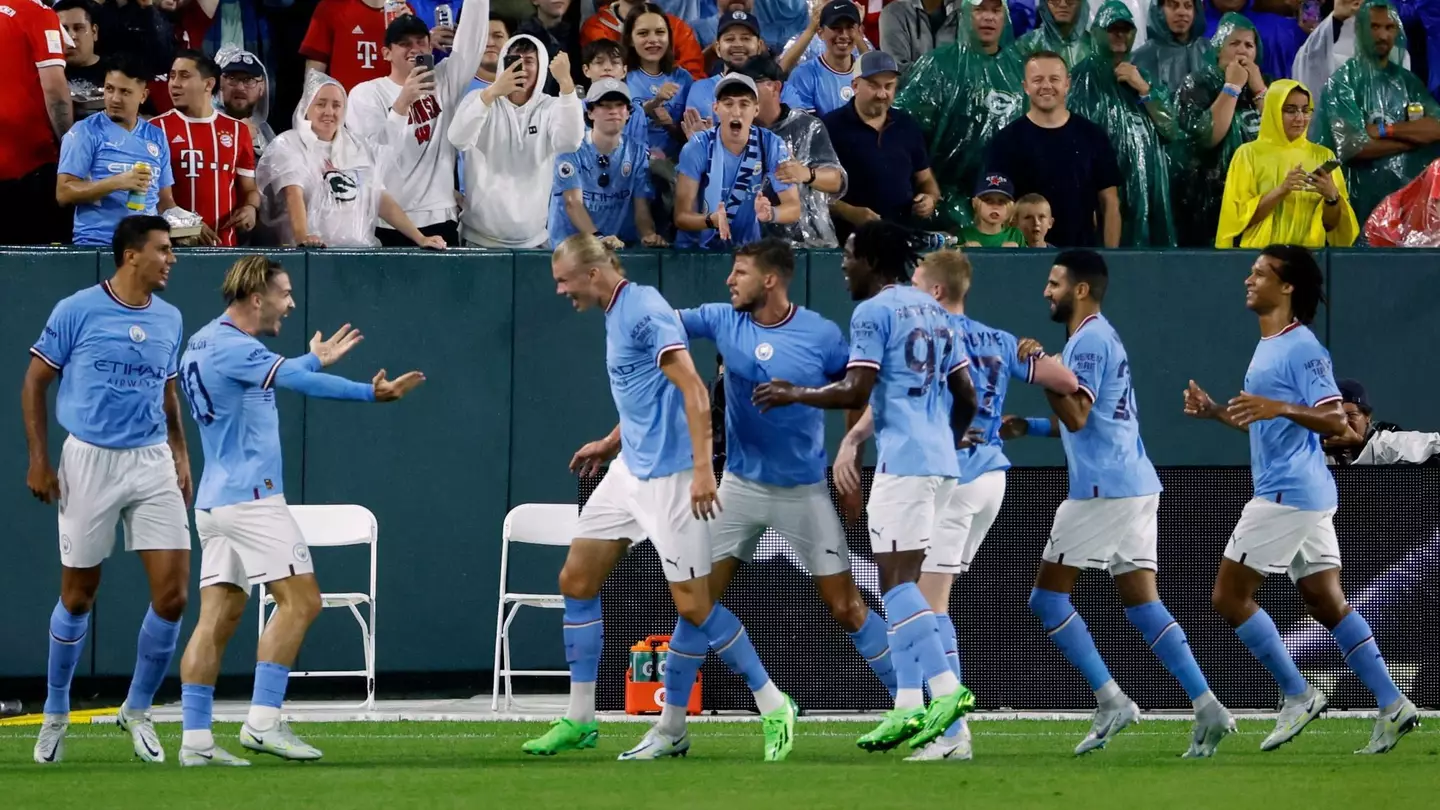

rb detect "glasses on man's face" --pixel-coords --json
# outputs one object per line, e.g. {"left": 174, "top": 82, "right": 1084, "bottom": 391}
{"left": 1282, "top": 105, "right": 1314, "bottom": 116}
{"left": 224, "top": 75, "right": 262, "bottom": 88}
{"left": 597, "top": 154, "right": 611, "bottom": 188}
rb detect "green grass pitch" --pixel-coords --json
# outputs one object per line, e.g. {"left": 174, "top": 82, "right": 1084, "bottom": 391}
{"left": 3, "top": 719, "right": 1436, "bottom": 809}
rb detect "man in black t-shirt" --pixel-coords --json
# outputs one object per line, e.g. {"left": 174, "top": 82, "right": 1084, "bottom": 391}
{"left": 56, "top": 0, "right": 106, "bottom": 122}
{"left": 985, "top": 50, "right": 1121, "bottom": 248}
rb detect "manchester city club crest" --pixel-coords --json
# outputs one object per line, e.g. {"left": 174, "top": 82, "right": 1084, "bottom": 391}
{"left": 755, "top": 342, "right": 774, "bottom": 361}
{"left": 841, "top": 86, "right": 854, "bottom": 101}
{"left": 294, "top": 544, "right": 312, "bottom": 563}
{"left": 146, "top": 142, "right": 160, "bottom": 157}
{"left": 129, "top": 325, "right": 147, "bottom": 343}
{"left": 621, "top": 160, "right": 632, "bottom": 177}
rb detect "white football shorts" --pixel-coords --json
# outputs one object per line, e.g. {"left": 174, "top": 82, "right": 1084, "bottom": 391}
{"left": 926, "top": 470, "right": 1006, "bottom": 574}
{"left": 57, "top": 436, "right": 190, "bottom": 569}
{"left": 1224, "top": 497, "right": 1341, "bottom": 583}
{"left": 866, "top": 473, "right": 957, "bottom": 555}
{"left": 576, "top": 456, "right": 712, "bottom": 582}
{"left": 1042, "top": 493, "right": 1159, "bottom": 575}
{"left": 197, "top": 494, "right": 314, "bottom": 589}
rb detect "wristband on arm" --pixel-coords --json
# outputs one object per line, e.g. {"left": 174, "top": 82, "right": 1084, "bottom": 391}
{"left": 1025, "top": 417, "right": 1055, "bottom": 438}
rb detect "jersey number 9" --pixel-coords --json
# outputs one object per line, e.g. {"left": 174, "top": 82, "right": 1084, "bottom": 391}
{"left": 904, "top": 327, "right": 953, "bottom": 397}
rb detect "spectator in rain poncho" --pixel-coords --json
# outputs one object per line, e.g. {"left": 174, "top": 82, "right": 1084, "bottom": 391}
{"left": 255, "top": 71, "right": 448, "bottom": 249}
{"left": 896, "top": 0, "right": 1024, "bottom": 230}
{"left": 1216, "top": 78, "right": 1359, "bottom": 247}
{"left": 215, "top": 47, "right": 276, "bottom": 160}
{"left": 1068, "top": 0, "right": 1178, "bottom": 245}
{"left": 1314, "top": 0, "right": 1440, "bottom": 224}
{"left": 1202, "top": 0, "right": 1305, "bottom": 81}
{"left": 1131, "top": 0, "right": 1210, "bottom": 93}
{"left": 1174, "top": 12, "right": 1267, "bottom": 245}
{"left": 1291, "top": 0, "right": 1412, "bottom": 113}
{"left": 1011, "top": 0, "right": 1091, "bottom": 67}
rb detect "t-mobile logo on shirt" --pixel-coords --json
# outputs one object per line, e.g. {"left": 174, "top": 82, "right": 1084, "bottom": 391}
{"left": 179, "top": 149, "right": 206, "bottom": 178}
{"left": 408, "top": 95, "right": 442, "bottom": 144}
{"left": 357, "top": 40, "right": 378, "bottom": 69}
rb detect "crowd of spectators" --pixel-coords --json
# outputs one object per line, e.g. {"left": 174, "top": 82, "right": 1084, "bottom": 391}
{"left": 2, "top": 0, "right": 1438, "bottom": 251}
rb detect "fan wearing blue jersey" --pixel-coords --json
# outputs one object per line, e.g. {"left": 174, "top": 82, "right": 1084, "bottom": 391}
{"left": 1183, "top": 246, "right": 1418, "bottom": 755}
{"left": 24, "top": 216, "right": 192, "bottom": 766}
{"left": 780, "top": 1, "right": 862, "bottom": 116}
{"left": 1000, "top": 250, "right": 1233, "bottom": 758}
{"left": 754, "top": 221, "right": 979, "bottom": 754}
{"left": 839, "top": 249, "right": 1081, "bottom": 761}
{"left": 173, "top": 257, "right": 425, "bottom": 767}
{"left": 528, "top": 235, "right": 797, "bottom": 762}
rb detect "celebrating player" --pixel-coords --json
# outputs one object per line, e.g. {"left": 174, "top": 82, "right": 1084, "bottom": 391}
{"left": 1000, "top": 250, "right": 1234, "bottom": 757}
{"left": 1182, "top": 246, "right": 1418, "bottom": 754}
{"left": 24, "top": 216, "right": 193, "bottom": 765}
{"left": 531, "top": 235, "right": 797, "bottom": 761}
{"left": 174, "top": 256, "right": 425, "bottom": 766}
{"left": 754, "top": 221, "right": 978, "bottom": 753}
{"left": 837, "top": 249, "right": 1081, "bottom": 761}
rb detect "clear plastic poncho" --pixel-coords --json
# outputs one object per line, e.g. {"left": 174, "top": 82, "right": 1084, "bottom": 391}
{"left": 1068, "top": 0, "right": 1178, "bottom": 246}
{"left": 1364, "top": 156, "right": 1440, "bottom": 246}
{"left": 1010, "top": 0, "right": 1092, "bottom": 67}
{"left": 1216, "top": 78, "right": 1359, "bottom": 248}
{"left": 1130, "top": 0, "right": 1211, "bottom": 92}
{"left": 255, "top": 71, "right": 387, "bottom": 248}
{"left": 214, "top": 46, "right": 275, "bottom": 157}
{"left": 764, "top": 107, "right": 847, "bottom": 248}
{"left": 1313, "top": 0, "right": 1440, "bottom": 223}
{"left": 1174, "top": 13, "right": 1265, "bottom": 246}
{"left": 896, "top": 0, "right": 1025, "bottom": 230}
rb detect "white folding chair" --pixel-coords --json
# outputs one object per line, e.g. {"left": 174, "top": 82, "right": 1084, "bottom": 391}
{"left": 258, "top": 504, "right": 378, "bottom": 711}
{"left": 492, "top": 503, "right": 577, "bottom": 711}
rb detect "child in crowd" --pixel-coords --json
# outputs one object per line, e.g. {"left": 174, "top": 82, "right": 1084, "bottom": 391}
{"left": 583, "top": 39, "right": 648, "bottom": 142}
{"left": 623, "top": 3, "right": 692, "bottom": 160}
{"left": 1014, "top": 192, "right": 1053, "bottom": 249}
{"left": 960, "top": 174, "right": 1024, "bottom": 248}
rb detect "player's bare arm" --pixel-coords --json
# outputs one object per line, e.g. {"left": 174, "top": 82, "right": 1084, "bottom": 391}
{"left": 20, "top": 357, "right": 60, "bottom": 503}
{"left": 1046, "top": 386, "right": 1093, "bottom": 432}
{"left": 1183, "top": 379, "right": 1249, "bottom": 432}
{"left": 659, "top": 347, "right": 720, "bottom": 520}
{"left": 570, "top": 424, "right": 622, "bottom": 476}
{"left": 753, "top": 366, "right": 877, "bottom": 412}
{"left": 163, "top": 378, "right": 194, "bottom": 507}
{"left": 1227, "top": 391, "right": 1349, "bottom": 436}
{"left": 946, "top": 365, "right": 978, "bottom": 449}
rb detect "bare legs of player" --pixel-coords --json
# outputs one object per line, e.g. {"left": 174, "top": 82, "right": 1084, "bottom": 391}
{"left": 707, "top": 557, "right": 870, "bottom": 633}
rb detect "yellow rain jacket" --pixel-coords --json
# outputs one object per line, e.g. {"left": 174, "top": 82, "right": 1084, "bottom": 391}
{"left": 1216, "top": 79, "right": 1359, "bottom": 248}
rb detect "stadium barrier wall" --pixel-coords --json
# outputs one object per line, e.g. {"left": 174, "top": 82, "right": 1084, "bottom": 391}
{"left": 0, "top": 247, "right": 1432, "bottom": 691}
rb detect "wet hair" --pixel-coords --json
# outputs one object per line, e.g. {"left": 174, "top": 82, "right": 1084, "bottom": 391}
{"left": 174, "top": 49, "right": 220, "bottom": 84}
{"left": 852, "top": 221, "right": 922, "bottom": 283}
{"left": 112, "top": 215, "right": 169, "bottom": 268}
{"left": 734, "top": 238, "right": 794, "bottom": 281}
{"left": 1054, "top": 249, "right": 1109, "bottom": 302}
{"left": 222, "top": 256, "right": 287, "bottom": 304}
{"left": 920, "top": 249, "right": 972, "bottom": 304}
{"left": 623, "top": 3, "right": 676, "bottom": 74}
{"left": 1261, "top": 244, "right": 1325, "bottom": 325}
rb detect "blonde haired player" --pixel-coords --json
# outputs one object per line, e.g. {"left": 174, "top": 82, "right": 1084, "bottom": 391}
{"left": 174, "top": 256, "right": 424, "bottom": 766}
{"left": 835, "top": 249, "right": 1080, "bottom": 760}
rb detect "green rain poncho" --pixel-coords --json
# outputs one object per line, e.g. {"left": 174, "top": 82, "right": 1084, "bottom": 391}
{"left": 1068, "top": 0, "right": 1179, "bottom": 246}
{"left": 1314, "top": 0, "right": 1440, "bottom": 222}
{"left": 1130, "top": 0, "right": 1211, "bottom": 93}
{"left": 1175, "top": 13, "right": 1265, "bottom": 246}
{"left": 896, "top": 0, "right": 1025, "bottom": 230}
{"left": 1011, "top": 0, "right": 1091, "bottom": 67}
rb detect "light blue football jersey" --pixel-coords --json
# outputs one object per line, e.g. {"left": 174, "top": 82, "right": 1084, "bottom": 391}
{"left": 953, "top": 314, "right": 1032, "bottom": 485}
{"left": 1243, "top": 321, "right": 1341, "bottom": 511}
{"left": 606, "top": 281, "right": 693, "bottom": 479}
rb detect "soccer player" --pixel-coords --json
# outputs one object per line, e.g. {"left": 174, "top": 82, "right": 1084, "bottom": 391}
{"left": 172, "top": 256, "right": 425, "bottom": 766}
{"left": 531, "top": 234, "right": 797, "bottom": 761}
{"left": 836, "top": 248, "right": 1081, "bottom": 761}
{"left": 999, "top": 250, "right": 1234, "bottom": 757}
{"left": 753, "top": 221, "right": 979, "bottom": 753}
{"left": 154, "top": 51, "right": 257, "bottom": 246}
{"left": 24, "top": 216, "right": 192, "bottom": 764}
{"left": 1183, "top": 245, "right": 1419, "bottom": 754}
{"left": 601, "top": 238, "right": 895, "bottom": 757}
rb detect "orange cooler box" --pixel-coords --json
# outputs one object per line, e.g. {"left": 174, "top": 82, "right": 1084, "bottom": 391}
{"left": 625, "top": 634, "right": 703, "bottom": 715}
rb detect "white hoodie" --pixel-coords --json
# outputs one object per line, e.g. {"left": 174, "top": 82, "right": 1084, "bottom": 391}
{"left": 448, "top": 33, "right": 584, "bottom": 248}
{"left": 348, "top": 0, "right": 489, "bottom": 230}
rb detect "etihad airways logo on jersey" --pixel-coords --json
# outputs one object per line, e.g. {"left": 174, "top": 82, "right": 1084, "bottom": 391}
{"left": 93, "top": 358, "right": 167, "bottom": 385}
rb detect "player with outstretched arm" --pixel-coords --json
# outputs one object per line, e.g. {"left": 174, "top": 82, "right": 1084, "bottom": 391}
{"left": 174, "top": 256, "right": 424, "bottom": 766}
{"left": 530, "top": 234, "right": 798, "bottom": 762}
{"left": 1182, "top": 245, "right": 1418, "bottom": 755}
{"left": 753, "top": 220, "right": 979, "bottom": 754}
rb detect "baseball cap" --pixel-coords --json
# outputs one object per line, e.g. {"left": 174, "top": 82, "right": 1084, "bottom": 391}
{"left": 820, "top": 0, "right": 862, "bottom": 28}
{"left": 974, "top": 173, "right": 1015, "bottom": 200}
{"left": 714, "top": 73, "right": 759, "bottom": 99}
{"left": 856, "top": 50, "right": 900, "bottom": 79}
{"left": 717, "top": 10, "right": 762, "bottom": 37}
{"left": 385, "top": 14, "right": 431, "bottom": 46}
{"left": 1337, "top": 379, "right": 1371, "bottom": 414}
{"left": 737, "top": 54, "right": 783, "bottom": 83}
{"left": 220, "top": 51, "right": 264, "bottom": 78}
{"left": 585, "top": 77, "right": 632, "bottom": 105}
